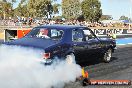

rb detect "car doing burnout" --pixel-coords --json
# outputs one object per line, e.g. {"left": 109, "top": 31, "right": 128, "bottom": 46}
{"left": 3, "top": 25, "right": 116, "bottom": 64}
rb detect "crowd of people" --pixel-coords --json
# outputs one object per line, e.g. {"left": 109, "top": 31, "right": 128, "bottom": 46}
{"left": 0, "top": 18, "right": 131, "bottom": 28}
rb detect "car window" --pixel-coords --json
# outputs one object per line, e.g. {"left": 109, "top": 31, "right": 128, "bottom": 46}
{"left": 37, "top": 28, "right": 50, "bottom": 38}
{"left": 50, "top": 29, "right": 64, "bottom": 40}
{"left": 83, "top": 29, "right": 95, "bottom": 41}
{"left": 72, "top": 29, "right": 84, "bottom": 42}
{"left": 26, "top": 28, "right": 63, "bottom": 40}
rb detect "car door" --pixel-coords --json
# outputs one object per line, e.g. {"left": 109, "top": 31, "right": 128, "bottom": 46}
{"left": 72, "top": 28, "right": 88, "bottom": 63}
{"left": 83, "top": 28, "right": 102, "bottom": 59}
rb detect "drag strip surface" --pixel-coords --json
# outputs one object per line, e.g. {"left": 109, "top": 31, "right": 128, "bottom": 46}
{"left": 1, "top": 40, "right": 132, "bottom": 88}
{"left": 65, "top": 45, "right": 132, "bottom": 88}
{"left": 86, "top": 45, "right": 132, "bottom": 78}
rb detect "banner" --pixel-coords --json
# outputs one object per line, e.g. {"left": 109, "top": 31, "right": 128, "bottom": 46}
{"left": 92, "top": 29, "right": 132, "bottom": 35}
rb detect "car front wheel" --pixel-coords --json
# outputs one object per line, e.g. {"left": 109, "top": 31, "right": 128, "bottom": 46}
{"left": 103, "top": 49, "right": 112, "bottom": 63}
{"left": 65, "top": 53, "right": 76, "bottom": 64}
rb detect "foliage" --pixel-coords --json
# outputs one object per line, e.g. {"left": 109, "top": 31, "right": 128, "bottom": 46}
{"left": 62, "top": 0, "right": 81, "bottom": 20}
{"left": 119, "top": 15, "right": 129, "bottom": 20}
{"left": 81, "top": 0, "right": 102, "bottom": 22}
{"left": 27, "top": 0, "right": 59, "bottom": 18}
{"left": 14, "top": 4, "right": 28, "bottom": 17}
{"left": 53, "top": 15, "right": 63, "bottom": 20}
{"left": 13, "top": 0, "right": 28, "bottom": 18}
{"left": 0, "top": 1, "right": 12, "bottom": 19}
{"left": 53, "top": 3, "right": 60, "bottom": 14}
{"left": 100, "top": 15, "right": 113, "bottom": 20}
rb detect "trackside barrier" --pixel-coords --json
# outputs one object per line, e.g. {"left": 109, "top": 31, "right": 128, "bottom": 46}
{"left": 4, "top": 28, "right": 31, "bottom": 42}
{"left": 92, "top": 28, "right": 132, "bottom": 35}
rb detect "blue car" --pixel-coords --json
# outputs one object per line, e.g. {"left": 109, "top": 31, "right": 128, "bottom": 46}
{"left": 3, "top": 25, "right": 116, "bottom": 64}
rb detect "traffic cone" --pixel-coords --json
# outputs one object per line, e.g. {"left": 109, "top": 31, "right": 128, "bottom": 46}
{"left": 82, "top": 67, "right": 89, "bottom": 78}
{"left": 81, "top": 67, "right": 91, "bottom": 86}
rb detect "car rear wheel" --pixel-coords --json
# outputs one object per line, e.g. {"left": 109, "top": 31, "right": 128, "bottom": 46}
{"left": 103, "top": 49, "right": 112, "bottom": 63}
{"left": 65, "top": 53, "right": 76, "bottom": 64}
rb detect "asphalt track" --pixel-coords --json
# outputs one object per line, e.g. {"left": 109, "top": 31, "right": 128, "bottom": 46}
{"left": 65, "top": 45, "right": 132, "bottom": 88}
{"left": 0, "top": 39, "right": 132, "bottom": 88}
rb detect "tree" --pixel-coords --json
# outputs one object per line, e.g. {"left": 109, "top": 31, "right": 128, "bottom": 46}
{"left": 119, "top": 15, "right": 129, "bottom": 20}
{"left": 13, "top": 0, "right": 29, "bottom": 17}
{"left": 3, "top": 0, "right": 7, "bottom": 2}
{"left": 20, "top": 0, "right": 27, "bottom": 4}
{"left": 62, "top": 0, "right": 81, "bottom": 20}
{"left": 10, "top": 0, "right": 16, "bottom": 6}
{"left": 14, "top": 4, "right": 28, "bottom": 17}
{"left": 0, "top": 1, "right": 12, "bottom": 19}
{"left": 81, "top": 0, "right": 102, "bottom": 22}
{"left": 100, "top": 15, "right": 113, "bottom": 20}
{"left": 11, "top": 0, "right": 16, "bottom": 3}
{"left": 27, "top": 0, "right": 54, "bottom": 18}
{"left": 52, "top": 3, "right": 60, "bottom": 14}
{"left": 27, "top": 0, "right": 37, "bottom": 17}
{"left": 6, "top": 0, "right": 16, "bottom": 9}
{"left": 0, "top": 0, "right": 61, "bottom": 19}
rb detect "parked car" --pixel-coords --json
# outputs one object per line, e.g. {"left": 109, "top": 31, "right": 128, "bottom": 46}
{"left": 3, "top": 25, "right": 116, "bottom": 64}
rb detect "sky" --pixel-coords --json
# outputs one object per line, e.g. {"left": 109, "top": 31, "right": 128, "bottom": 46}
{"left": 100, "top": 0, "right": 132, "bottom": 20}
{"left": 14, "top": 0, "right": 132, "bottom": 20}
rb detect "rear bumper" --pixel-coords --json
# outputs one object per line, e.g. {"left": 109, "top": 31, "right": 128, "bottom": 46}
{"left": 41, "top": 59, "right": 53, "bottom": 65}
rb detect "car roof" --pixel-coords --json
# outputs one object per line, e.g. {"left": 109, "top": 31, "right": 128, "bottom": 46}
{"left": 35, "top": 24, "right": 87, "bottom": 30}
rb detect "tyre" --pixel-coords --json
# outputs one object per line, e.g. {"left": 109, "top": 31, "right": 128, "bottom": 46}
{"left": 65, "top": 53, "right": 76, "bottom": 64}
{"left": 82, "top": 78, "right": 91, "bottom": 86}
{"left": 103, "top": 48, "right": 112, "bottom": 63}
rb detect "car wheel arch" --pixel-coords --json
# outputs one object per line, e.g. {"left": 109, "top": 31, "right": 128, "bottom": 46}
{"left": 65, "top": 50, "right": 75, "bottom": 57}
{"left": 65, "top": 52, "right": 76, "bottom": 64}
{"left": 103, "top": 48, "right": 112, "bottom": 63}
{"left": 109, "top": 45, "right": 115, "bottom": 52}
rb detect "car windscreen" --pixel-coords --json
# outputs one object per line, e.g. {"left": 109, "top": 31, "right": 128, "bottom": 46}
{"left": 25, "top": 27, "right": 64, "bottom": 40}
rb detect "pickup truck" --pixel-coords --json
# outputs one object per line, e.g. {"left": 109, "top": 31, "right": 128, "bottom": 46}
{"left": 3, "top": 25, "right": 116, "bottom": 64}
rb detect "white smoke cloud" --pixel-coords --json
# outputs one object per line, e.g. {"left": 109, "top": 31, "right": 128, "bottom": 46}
{"left": 0, "top": 45, "right": 82, "bottom": 88}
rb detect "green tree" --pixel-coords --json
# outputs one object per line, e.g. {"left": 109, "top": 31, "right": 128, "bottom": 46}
{"left": 6, "top": 0, "right": 16, "bottom": 8}
{"left": 14, "top": 0, "right": 60, "bottom": 18}
{"left": 81, "top": 0, "right": 102, "bottom": 22}
{"left": 27, "top": 0, "right": 36, "bottom": 17}
{"left": 20, "top": 0, "right": 27, "bottom": 4}
{"left": 62, "top": 0, "right": 81, "bottom": 20}
{"left": 3, "top": 0, "right": 7, "bottom": 2}
{"left": 0, "top": 1, "right": 12, "bottom": 19}
{"left": 53, "top": 3, "right": 60, "bottom": 14}
{"left": 14, "top": 4, "right": 28, "bottom": 17}
{"left": 119, "top": 15, "right": 129, "bottom": 20}
{"left": 100, "top": 15, "right": 113, "bottom": 20}
{"left": 11, "top": 0, "right": 16, "bottom": 3}
{"left": 27, "top": 0, "right": 53, "bottom": 18}
{"left": 10, "top": 0, "right": 16, "bottom": 6}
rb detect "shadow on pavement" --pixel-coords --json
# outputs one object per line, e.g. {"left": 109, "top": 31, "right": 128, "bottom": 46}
{"left": 78, "top": 57, "right": 118, "bottom": 67}
{"left": 111, "top": 57, "right": 118, "bottom": 62}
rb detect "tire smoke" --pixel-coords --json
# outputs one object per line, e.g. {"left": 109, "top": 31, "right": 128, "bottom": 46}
{"left": 0, "top": 45, "right": 82, "bottom": 88}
